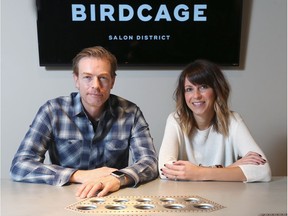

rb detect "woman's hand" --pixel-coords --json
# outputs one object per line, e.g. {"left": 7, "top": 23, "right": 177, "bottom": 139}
{"left": 160, "top": 152, "right": 266, "bottom": 182}
{"left": 161, "top": 160, "right": 201, "bottom": 181}
{"left": 228, "top": 151, "right": 267, "bottom": 167}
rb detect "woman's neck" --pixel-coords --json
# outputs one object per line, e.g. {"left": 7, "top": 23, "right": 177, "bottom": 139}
{"left": 194, "top": 112, "right": 215, "bottom": 130}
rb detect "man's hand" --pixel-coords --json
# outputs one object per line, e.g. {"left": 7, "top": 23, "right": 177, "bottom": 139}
{"left": 75, "top": 175, "right": 121, "bottom": 198}
{"left": 70, "top": 167, "right": 120, "bottom": 198}
{"left": 70, "top": 167, "right": 117, "bottom": 183}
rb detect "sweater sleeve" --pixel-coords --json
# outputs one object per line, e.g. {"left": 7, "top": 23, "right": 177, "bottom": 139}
{"left": 158, "top": 113, "right": 182, "bottom": 179}
{"left": 231, "top": 113, "right": 272, "bottom": 182}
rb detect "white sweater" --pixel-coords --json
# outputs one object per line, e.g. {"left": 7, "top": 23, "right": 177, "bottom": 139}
{"left": 158, "top": 112, "right": 272, "bottom": 182}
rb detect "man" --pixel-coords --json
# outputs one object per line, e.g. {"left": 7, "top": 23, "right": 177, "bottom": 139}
{"left": 10, "top": 46, "right": 158, "bottom": 198}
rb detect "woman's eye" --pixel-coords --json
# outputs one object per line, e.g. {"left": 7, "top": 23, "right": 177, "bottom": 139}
{"left": 185, "top": 87, "right": 192, "bottom": 92}
{"left": 200, "top": 84, "right": 209, "bottom": 90}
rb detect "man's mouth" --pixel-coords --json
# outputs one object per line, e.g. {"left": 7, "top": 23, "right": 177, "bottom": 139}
{"left": 89, "top": 93, "right": 102, "bottom": 97}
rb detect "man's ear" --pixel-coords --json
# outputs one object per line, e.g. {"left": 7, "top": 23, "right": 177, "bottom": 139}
{"left": 110, "top": 76, "right": 116, "bottom": 89}
{"left": 73, "top": 74, "right": 79, "bottom": 89}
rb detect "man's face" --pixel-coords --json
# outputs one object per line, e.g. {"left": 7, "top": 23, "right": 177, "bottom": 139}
{"left": 74, "top": 57, "right": 115, "bottom": 117}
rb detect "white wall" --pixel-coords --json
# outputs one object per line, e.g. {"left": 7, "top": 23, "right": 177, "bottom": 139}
{"left": 1, "top": 0, "right": 287, "bottom": 178}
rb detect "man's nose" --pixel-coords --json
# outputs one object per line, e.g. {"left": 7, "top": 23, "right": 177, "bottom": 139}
{"left": 91, "top": 77, "right": 101, "bottom": 88}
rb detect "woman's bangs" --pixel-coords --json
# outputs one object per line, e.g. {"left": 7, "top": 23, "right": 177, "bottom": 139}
{"left": 186, "top": 69, "right": 211, "bottom": 86}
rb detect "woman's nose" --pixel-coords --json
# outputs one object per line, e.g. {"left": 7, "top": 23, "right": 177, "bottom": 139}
{"left": 192, "top": 89, "right": 202, "bottom": 99}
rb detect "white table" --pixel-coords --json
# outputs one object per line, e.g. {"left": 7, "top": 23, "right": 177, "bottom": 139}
{"left": 1, "top": 177, "right": 287, "bottom": 216}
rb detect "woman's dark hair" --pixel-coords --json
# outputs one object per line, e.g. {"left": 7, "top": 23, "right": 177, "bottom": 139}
{"left": 174, "top": 59, "right": 231, "bottom": 136}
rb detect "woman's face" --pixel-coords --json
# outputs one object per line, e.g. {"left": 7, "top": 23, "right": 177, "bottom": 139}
{"left": 184, "top": 77, "right": 216, "bottom": 121}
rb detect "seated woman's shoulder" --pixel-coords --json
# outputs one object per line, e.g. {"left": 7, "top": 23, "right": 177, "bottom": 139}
{"left": 229, "top": 111, "right": 244, "bottom": 122}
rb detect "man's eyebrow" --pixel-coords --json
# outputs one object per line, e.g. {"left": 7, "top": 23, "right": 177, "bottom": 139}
{"left": 81, "top": 72, "right": 92, "bottom": 75}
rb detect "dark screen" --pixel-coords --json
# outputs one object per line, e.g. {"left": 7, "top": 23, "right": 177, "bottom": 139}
{"left": 36, "top": 0, "right": 243, "bottom": 67}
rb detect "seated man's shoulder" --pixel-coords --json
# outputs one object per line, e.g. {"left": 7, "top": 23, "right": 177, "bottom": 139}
{"left": 111, "top": 94, "right": 137, "bottom": 109}
{"left": 43, "top": 92, "right": 78, "bottom": 112}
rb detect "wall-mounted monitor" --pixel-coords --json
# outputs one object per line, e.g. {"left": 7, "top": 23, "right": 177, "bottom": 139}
{"left": 36, "top": 0, "right": 243, "bottom": 67}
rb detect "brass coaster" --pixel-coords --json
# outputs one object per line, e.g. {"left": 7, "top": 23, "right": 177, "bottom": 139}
{"left": 66, "top": 195, "right": 225, "bottom": 215}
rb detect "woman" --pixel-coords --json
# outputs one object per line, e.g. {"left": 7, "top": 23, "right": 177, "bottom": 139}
{"left": 159, "top": 60, "right": 271, "bottom": 182}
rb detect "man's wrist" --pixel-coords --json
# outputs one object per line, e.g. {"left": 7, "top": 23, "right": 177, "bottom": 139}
{"left": 110, "top": 171, "right": 126, "bottom": 187}
{"left": 70, "top": 170, "right": 84, "bottom": 183}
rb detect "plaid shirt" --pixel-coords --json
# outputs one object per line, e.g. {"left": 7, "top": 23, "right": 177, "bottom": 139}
{"left": 10, "top": 93, "right": 158, "bottom": 186}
